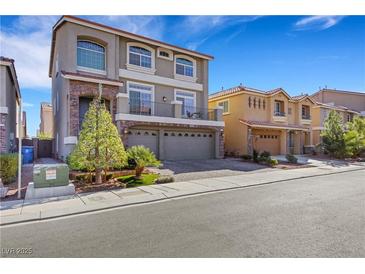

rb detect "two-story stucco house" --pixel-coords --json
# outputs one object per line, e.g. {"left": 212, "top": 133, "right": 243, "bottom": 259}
{"left": 0, "top": 56, "right": 22, "bottom": 153}
{"left": 208, "top": 86, "right": 315, "bottom": 156}
{"left": 310, "top": 88, "right": 363, "bottom": 145}
{"left": 38, "top": 102, "right": 53, "bottom": 138}
{"left": 49, "top": 16, "right": 224, "bottom": 161}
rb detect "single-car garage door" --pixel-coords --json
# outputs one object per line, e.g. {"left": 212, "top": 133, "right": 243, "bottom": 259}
{"left": 127, "top": 129, "right": 158, "bottom": 156}
{"left": 164, "top": 131, "right": 214, "bottom": 160}
{"left": 253, "top": 133, "right": 280, "bottom": 155}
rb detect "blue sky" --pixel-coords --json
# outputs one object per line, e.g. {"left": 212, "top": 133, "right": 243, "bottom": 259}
{"left": 0, "top": 15, "right": 364, "bottom": 137}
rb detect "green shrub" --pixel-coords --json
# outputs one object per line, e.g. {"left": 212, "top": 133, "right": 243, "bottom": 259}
{"left": 155, "top": 175, "right": 174, "bottom": 184}
{"left": 0, "top": 153, "right": 18, "bottom": 184}
{"left": 285, "top": 154, "right": 298, "bottom": 164}
{"left": 259, "top": 151, "right": 271, "bottom": 162}
{"left": 267, "top": 158, "right": 278, "bottom": 167}
{"left": 253, "top": 150, "right": 259, "bottom": 163}
{"left": 241, "top": 154, "right": 252, "bottom": 160}
{"left": 127, "top": 145, "right": 160, "bottom": 178}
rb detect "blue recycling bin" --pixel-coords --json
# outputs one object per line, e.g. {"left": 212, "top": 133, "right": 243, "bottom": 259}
{"left": 22, "top": 146, "right": 34, "bottom": 164}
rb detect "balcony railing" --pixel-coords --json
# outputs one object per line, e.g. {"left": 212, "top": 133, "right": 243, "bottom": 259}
{"left": 301, "top": 114, "right": 311, "bottom": 120}
{"left": 127, "top": 99, "right": 218, "bottom": 121}
{"left": 274, "top": 111, "right": 286, "bottom": 117}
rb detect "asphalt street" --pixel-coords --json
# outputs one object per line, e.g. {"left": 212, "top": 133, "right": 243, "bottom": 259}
{"left": 1, "top": 169, "right": 364, "bottom": 257}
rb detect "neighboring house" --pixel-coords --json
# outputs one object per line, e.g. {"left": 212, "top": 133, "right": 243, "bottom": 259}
{"left": 208, "top": 86, "right": 315, "bottom": 156}
{"left": 0, "top": 56, "right": 22, "bottom": 153}
{"left": 39, "top": 102, "right": 53, "bottom": 138}
{"left": 311, "top": 88, "right": 365, "bottom": 115}
{"left": 49, "top": 16, "right": 224, "bottom": 161}
{"left": 311, "top": 102, "right": 359, "bottom": 145}
{"left": 310, "top": 88, "right": 364, "bottom": 145}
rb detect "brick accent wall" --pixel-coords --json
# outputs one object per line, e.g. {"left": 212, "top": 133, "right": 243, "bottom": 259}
{"left": 0, "top": 113, "right": 8, "bottom": 153}
{"left": 69, "top": 80, "right": 119, "bottom": 136}
{"left": 117, "top": 120, "right": 224, "bottom": 158}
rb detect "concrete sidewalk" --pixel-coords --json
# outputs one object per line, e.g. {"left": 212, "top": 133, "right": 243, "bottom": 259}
{"left": 1, "top": 163, "right": 364, "bottom": 226}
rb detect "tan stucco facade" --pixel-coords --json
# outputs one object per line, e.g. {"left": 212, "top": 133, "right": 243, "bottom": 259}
{"left": 39, "top": 103, "right": 53, "bottom": 137}
{"left": 49, "top": 16, "right": 223, "bottom": 161}
{"left": 209, "top": 87, "right": 314, "bottom": 156}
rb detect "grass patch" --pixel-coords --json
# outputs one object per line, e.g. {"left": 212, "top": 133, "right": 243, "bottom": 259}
{"left": 116, "top": 173, "right": 159, "bottom": 188}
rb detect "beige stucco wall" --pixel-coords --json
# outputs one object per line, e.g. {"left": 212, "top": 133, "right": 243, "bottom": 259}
{"left": 209, "top": 90, "right": 315, "bottom": 156}
{"left": 313, "top": 90, "right": 365, "bottom": 112}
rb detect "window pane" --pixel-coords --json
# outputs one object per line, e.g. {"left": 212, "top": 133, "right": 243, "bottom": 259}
{"left": 176, "top": 58, "right": 193, "bottom": 66}
{"left": 185, "top": 66, "right": 193, "bottom": 77}
{"left": 141, "top": 55, "right": 152, "bottom": 68}
{"left": 130, "top": 46, "right": 151, "bottom": 56}
{"left": 176, "top": 64, "right": 185, "bottom": 75}
{"left": 129, "top": 52, "right": 141, "bottom": 66}
{"left": 77, "top": 47, "right": 105, "bottom": 71}
{"left": 176, "top": 91, "right": 194, "bottom": 98}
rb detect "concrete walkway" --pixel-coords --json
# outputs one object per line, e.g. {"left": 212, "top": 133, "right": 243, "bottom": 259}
{"left": 1, "top": 163, "right": 364, "bottom": 226}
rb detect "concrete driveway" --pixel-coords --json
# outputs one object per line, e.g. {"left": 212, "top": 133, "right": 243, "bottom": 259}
{"left": 156, "top": 158, "right": 270, "bottom": 182}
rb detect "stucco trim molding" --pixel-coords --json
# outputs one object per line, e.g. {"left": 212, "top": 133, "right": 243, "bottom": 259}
{"left": 0, "top": 107, "right": 9, "bottom": 114}
{"left": 64, "top": 136, "right": 78, "bottom": 145}
{"left": 119, "top": 69, "right": 203, "bottom": 91}
{"left": 61, "top": 71, "right": 124, "bottom": 87}
{"left": 116, "top": 113, "right": 224, "bottom": 127}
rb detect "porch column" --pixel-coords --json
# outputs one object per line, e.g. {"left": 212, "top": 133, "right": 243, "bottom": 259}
{"left": 247, "top": 127, "right": 253, "bottom": 155}
{"left": 214, "top": 106, "right": 224, "bottom": 121}
{"left": 116, "top": 93, "right": 129, "bottom": 113}
{"left": 172, "top": 100, "right": 182, "bottom": 118}
{"left": 159, "top": 129, "right": 165, "bottom": 160}
{"left": 294, "top": 131, "right": 302, "bottom": 154}
{"left": 280, "top": 130, "right": 287, "bottom": 155}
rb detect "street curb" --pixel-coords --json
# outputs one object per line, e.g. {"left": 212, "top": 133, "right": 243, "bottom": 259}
{"left": 1, "top": 166, "right": 365, "bottom": 227}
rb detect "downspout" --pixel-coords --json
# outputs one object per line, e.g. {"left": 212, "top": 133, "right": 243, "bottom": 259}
{"left": 17, "top": 98, "right": 22, "bottom": 199}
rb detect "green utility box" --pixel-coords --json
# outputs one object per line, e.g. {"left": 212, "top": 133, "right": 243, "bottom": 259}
{"left": 33, "top": 164, "right": 69, "bottom": 188}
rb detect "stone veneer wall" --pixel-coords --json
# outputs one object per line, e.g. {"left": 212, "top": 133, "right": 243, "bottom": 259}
{"left": 69, "top": 80, "right": 119, "bottom": 136}
{"left": 0, "top": 113, "right": 7, "bottom": 153}
{"left": 117, "top": 120, "right": 224, "bottom": 158}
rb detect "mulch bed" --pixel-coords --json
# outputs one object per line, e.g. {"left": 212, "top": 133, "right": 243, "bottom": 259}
{"left": 73, "top": 179, "right": 127, "bottom": 194}
{"left": 274, "top": 162, "right": 314, "bottom": 170}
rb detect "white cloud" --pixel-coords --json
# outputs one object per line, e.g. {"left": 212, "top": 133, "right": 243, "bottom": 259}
{"left": 22, "top": 102, "right": 34, "bottom": 108}
{"left": 174, "top": 16, "right": 261, "bottom": 50}
{"left": 0, "top": 16, "right": 58, "bottom": 89}
{"left": 294, "top": 16, "right": 345, "bottom": 31}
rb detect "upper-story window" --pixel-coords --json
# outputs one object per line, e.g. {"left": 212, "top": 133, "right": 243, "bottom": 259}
{"left": 218, "top": 100, "right": 229, "bottom": 114}
{"left": 127, "top": 42, "right": 155, "bottom": 74}
{"left": 175, "top": 89, "right": 196, "bottom": 117}
{"left": 129, "top": 46, "right": 152, "bottom": 68}
{"left": 174, "top": 55, "right": 197, "bottom": 82}
{"left": 77, "top": 40, "right": 106, "bottom": 73}
{"left": 176, "top": 58, "right": 193, "bottom": 77}
{"left": 274, "top": 100, "right": 285, "bottom": 116}
{"left": 302, "top": 105, "right": 310, "bottom": 119}
{"left": 157, "top": 47, "right": 173, "bottom": 61}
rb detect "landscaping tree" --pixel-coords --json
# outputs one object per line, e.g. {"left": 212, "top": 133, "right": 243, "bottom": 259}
{"left": 320, "top": 110, "right": 346, "bottom": 158}
{"left": 126, "top": 145, "right": 160, "bottom": 179}
{"left": 344, "top": 116, "right": 365, "bottom": 157}
{"left": 37, "top": 132, "right": 53, "bottom": 140}
{"left": 68, "top": 93, "right": 127, "bottom": 184}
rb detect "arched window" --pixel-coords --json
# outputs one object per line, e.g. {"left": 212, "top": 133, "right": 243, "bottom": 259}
{"left": 263, "top": 99, "right": 266, "bottom": 109}
{"left": 258, "top": 98, "right": 261, "bottom": 109}
{"left": 129, "top": 45, "right": 152, "bottom": 68}
{"left": 248, "top": 97, "right": 252, "bottom": 107}
{"left": 77, "top": 40, "right": 105, "bottom": 72}
{"left": 175, "top": 55, "right": 196, "bottom": 78}
{"left": 253, "top": 98, "right": 256, "bottom": 108}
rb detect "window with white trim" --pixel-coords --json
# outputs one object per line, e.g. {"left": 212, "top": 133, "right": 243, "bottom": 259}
{"left": 218, "top": 100, "right": 229, "bottom": 114}
{"left": 175, "top": 90, "right": 196, "bottom": 117}
{"left": 128, "top": 82, "right": 154, "bottom": 115}
{"left": 176, "top": 58, "right": 194, "bottom": 77}
{"left": 77, "top": 40, "right": 105, "bottom": 72}
{"left": 129, "top": 46, "right": 152, "bottom": 68}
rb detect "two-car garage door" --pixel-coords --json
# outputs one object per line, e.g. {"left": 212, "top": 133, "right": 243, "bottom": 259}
{"left": 127, "top": 129, "right": 214, "bottom": 160}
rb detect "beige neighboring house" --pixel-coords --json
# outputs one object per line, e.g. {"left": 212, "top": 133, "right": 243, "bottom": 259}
{"left": 49, "top": 16, "right": 224, "bottom": 161}
{"left": 0, "top": 56, "right": 22, "bottom": 153}
{"left": 310, "top": 88, "right": 364, "bottom": 145}
{"left": 39, "top": 102, "right": 53, "bottom": 138}
{"left": 208, "top": 86, "right": 315, "bottom": 156}
{"left": 312, "top": 88, "right": 365, "bottom": 115}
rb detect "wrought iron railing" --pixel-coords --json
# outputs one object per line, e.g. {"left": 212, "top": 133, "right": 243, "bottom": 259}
{"left": 274, "top": 111, "right": 286, "bottom": 117}
{"left": 301, "top": 114, "right": 311, "bottom": 120}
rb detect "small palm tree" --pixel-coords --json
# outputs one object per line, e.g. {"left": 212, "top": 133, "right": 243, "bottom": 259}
{"left": 127, "top": 146, "right": 160, "bottom": 178}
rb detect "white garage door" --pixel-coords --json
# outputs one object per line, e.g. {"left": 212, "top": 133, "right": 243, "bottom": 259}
{"left": 164, "top": 131, "right": 214, "bottom": 160}
{"left": 127, "top": 129, "right": 159, "bottom": 157}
